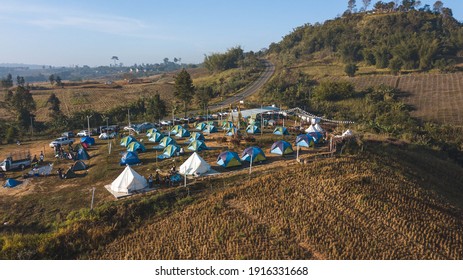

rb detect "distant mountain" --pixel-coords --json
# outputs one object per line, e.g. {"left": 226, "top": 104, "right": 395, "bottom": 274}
{"left": 0, "top": 63, "right": 56, "bottom": 69}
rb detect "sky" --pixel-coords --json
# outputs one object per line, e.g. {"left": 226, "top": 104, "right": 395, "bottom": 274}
{"left": 0, "top": 0, "right": 462, "bottom": 67}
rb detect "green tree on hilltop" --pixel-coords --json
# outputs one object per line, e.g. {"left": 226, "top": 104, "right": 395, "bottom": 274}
{"left": 174, "top": 69, "right": 195, "bottom": 117}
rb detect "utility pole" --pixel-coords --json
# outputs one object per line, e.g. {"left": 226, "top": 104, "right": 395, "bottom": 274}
{"left": 260, "top": 104, "right": 263, "bottom": 136}
{"left": 86, "top": 115, "right": 92, "bottom": 136}
{"left": 30, "top": 116, "right": 33, "bottom": 138}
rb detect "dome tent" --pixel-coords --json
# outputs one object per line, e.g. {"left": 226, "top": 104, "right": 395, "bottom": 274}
{"left": 241, "top": 146, "right": 266, "bottom": 163}
{"left": 217, "top": 151, "right": 242, "bottom": 168}
{"left": 126, "top": 141, "right": 146, "bottom": 152}
{"left": 273, "top": 126, "right": 289, "bottom": 135}
{"left": 187, "top": 140, "right": 208, "bottom": 152}
{"left": 120, "top": 135, "right": 137, "bottom": 147}
{"left": 119, "top": 151, "right": 141, "bottom": 166}
{"left": 246, "top": 125, "right": 260, "bottom": 134}
{"left": 295, "top": 134, "right": 315, "bottom": 148}
{"left": 270, "top": 140, "right": 294, "bottom": 155}
{"left": 148, "top": 132, "right": 164, "bottom": 143}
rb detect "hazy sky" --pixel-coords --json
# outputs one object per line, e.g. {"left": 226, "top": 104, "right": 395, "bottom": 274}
{"left": 1, "top": 0, "right": 462, "bottom": 67}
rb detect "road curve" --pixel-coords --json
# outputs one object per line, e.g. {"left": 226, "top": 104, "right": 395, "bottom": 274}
{"left": 208, "top": 59, "right": 275, "bottom": 111}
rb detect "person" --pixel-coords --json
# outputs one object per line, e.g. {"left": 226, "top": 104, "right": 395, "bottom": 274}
{"left": 170, "top": 165, "right": 176, "bottom": 174}
{"left": 32, "top": 155, "right": 38, "bottom": 163}
{"left": 154, "top": 171, "right": 160, "bottom": 187}
{"left": 165, "top": 175, "right": 170, "bottom": 187}
{"left": 148, "top": 174, "right": 153, "bottom": 188}
{"left": 57, "top": 168, "right": 63, "bottom": 179}
{"left": 39, "top": 151, "right": 44, "bottom": 163}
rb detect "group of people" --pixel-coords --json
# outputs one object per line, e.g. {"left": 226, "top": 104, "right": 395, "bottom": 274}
{"left": 53, "top": 143, "right": 74, "bottom": 160}
{"left": 147, "top": 165, "right": 178, "bottom": 188}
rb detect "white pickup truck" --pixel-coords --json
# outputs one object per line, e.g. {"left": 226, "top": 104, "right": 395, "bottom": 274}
{"left": 0, "top": 155, "right": 32, "bottom": 171}
{"left": 49, "top": 137, "right": 74, "bottom": 148}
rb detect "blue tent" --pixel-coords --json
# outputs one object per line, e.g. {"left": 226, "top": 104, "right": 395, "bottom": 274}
{"left": 296, "top": 134, "right": 315, "bottom": 148}
{"left": 195, "top": 122, "right": 207, "bottom": 131}
{"left": 158, "top": 144, "right": 181, "bottom": 159}
{"left": 146, "top": 128, "right": 158, "bottom": 137}
{"left": 188, "top": 132, "right": 205, "bottom": 142}
{"left": 120, "top": 135, "right": 137, "bottom": 147}
{"left": 204, "top": 124, "right": 218, "bottom": 133}
{"left": 307, "top": 132, "right": 324, "bottom": 143}
{"left": 159, "top": 136, "right": 176, "bottom": 147}
{"left": 126, "top": 141, "right": 146, "bottom": 152}
{"left": 148, "top": 132, "right": 164, "bottom": 143}
{"left": 119, "top": 151, "right": 141, "bottom": 166}
{"left": 80, "top": 136, "right": 95, "bottom": 146}
{"left": 241, "top": 146, "right": 266, "bottom": 163}
{"left": 76, "top": 148, "right": 90, "bottom": 160}
{"left": 187, "top": 140, "right": 208, "bottom": 152}
{"left": 246, "top": 125, "right": 260, "bottom": 134}
{"left": 3, "top": 178, "right": 22, "bottom": 188}
{"left": 175, "top": 128, "right": 191, "bottom": 138}
{"left": 270, "top": 140, "right": 294, "bottom": 155}
{"left": 225, "top": 127, "right": 240, "bottom": 136}
{"left": 273, "top": 126, "right": 289, "bottom": 135}
{"left": 217, "top": 151, "right": 242, "bottom": 168}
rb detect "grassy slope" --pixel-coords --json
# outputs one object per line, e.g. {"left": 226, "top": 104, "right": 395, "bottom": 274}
{"left": 86, "top": 143, "right": 463, "bottom": 260}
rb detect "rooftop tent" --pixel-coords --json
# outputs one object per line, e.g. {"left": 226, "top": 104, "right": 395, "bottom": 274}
{"left": 159, "top": 136, "right": 176, "bottom": 147}
{"left": 119, "top": 151, "right": 141, "bottom": 166}
{"left": 307, "top": 132, "right": 324, "bottom": 143}
{"left": 222, "top": 121, "right": 235, "bottom": 130}
{"left": 148, "top": 132, "right": 164, "bottom": 143}
{"left": 241, "top": 146, "right": 266, "bottom": 163}
{"left": 187, "top": 140, "right": 208, "bottom": 152}
{"left": 217, "top": 151, "right": 242, "bottom": 168}
{"left": 160, "top": 144, "right": 181, "bottom": 158}
{"left": 64, "top": 168, "right": 76, "bottom": 179}
{"left": 175, "top": 128, "right": 191, "bottom": 138}
{"left": 110, "top": 165, "right": 147, "bottom": 194}
{"left": 225, "top": 127, "right": 240, "bottom": 136}
{"left": 76, "top": 148, "right": 90, "bottom": 160}
{"left": 204, "top": 124, "right": 217, "bottom": 133}
{"left": 189, "top": 132, "right": 205, "bottom": 142}
{"left": 80, "top": 136, "right": 95, "bottom": 146}
{"left": 120, "top": 135, "right": 137, "bottom": 147}
{"left": 71, "top": 160, "right": 88, "bottom": 171}
{"left": 126, "top": 141, "right": 146, "bottom": 152}
{"left": 246, "top": 125, "right": 260, "bottom": 134}
{"left": 270, "top": 140, "right": 294, "bottom": 155}
{"left": 3, "top": 178, "right": 22, "bottom": 188}
{"left": 179, "top": 152, "right": 211, "bottom": 176}
{"left": 295, "top": 134, "right": 315, "bottom": 148}
{"left": 273, "top": 126, "right": 289, "bottom": 135}
{"left": 195, "top": 122, "right": 207, "bottom": 131}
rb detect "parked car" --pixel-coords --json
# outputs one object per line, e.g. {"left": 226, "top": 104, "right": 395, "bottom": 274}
{"left": 77, "top": 130, "right": 89, "bottom": 137}
{"left": 61, "top": 131, "right": 75, "bottom": 138}
{"left": 49, "top": 137, "right": 74, "bottom": 148}
{"left": 0, "top": 155, "right": 31, "bottom": 171}
{"left": 160, "top": 120, "right": 172, "bottom": 126}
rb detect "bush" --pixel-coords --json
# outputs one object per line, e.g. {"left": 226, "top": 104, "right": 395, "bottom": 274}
{"left": 344, "top": 63, "right": 358, "bottom": 77}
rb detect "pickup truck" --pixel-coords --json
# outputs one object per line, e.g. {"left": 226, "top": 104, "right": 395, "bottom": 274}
{"left": 0, "top": 156, "right": 32, "bottom": 171}
{"left": 49, "top": 137, "right": 74, "bottom": 148}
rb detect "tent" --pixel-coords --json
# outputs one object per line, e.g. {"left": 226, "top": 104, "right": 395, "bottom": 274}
{"left": 71, "top": 160, "right": 88, "bottom": 171}
{"left": 225, "top": 127, "right": 240, "bottom": 136}
{"left": 342, "top": 129, "right": 353, "bottom": 137}
{"left": 217, "top": 151, "right": 242, "bottom": 168}
{"left": 99, "top": 133, "right": 109, "bottom": 140}
{"left": 80, "top": 136, "right": 95, "bottom": 146}
{"left": 189, "top": 132, "right": 205, "bottom": 142}
{"left": 241, "top": 146, "right": 266, "bottom": 163}
{"left": 295, "top": 134, "right": 315, "bottom": 148}
{"left": 305, "top": 124, "right": 322, "bottom": 134}
{"left": 270, "top": 140, "right": 294, "bottom": 155}
{"left": 3, "top": 178, "right": 22, "bottom": 188}
{"left": 64, "top": 168, "right": 76, "bottom": 179}
{"left": 204, "top": 124, "right": 217, "bottom": 133}
{"left": 159, "top": 136, "right": 176, "bottom": 147}
{"left": 120, "top": 135, "right": 137, "bottom": 147}
{"left": 195, "top": 122, "right": 207, "bottom": 131}
{"left": 273, "top": 126, "right": 289, "bottom": 135}
{"left": 246, "top": 125, "right": 260, "bottom": 134}
{"left": 74, "top": 143, "right": 86, "bottom": 151}
{"left": 307, "top": 132, "right": 324, "bottom": 143}
{"left": 110, "top": 165, "right": 147, "bottom": 194}
{"left": 175, "top": 127, "right": 191, "bottom": 138}
{"left": 76, "top": 148, "right": 90, "bottom": 160}
{"left": 311, "top": 117, "right": 321, "bottom": 124}
{"left": 171, "top": 124, "right": 186, "bottom": 134}
{"left": 126, "top": 141, "right": 146, "bottom": 152}
{"left": 148, "top": 132, "right": 164, "bottom": 143}
{"left": 146, "top": 128, "right": 158, "bottom": 137}
{"left": 120, "top": 151, "right": 141, "bottom": 166}
{"left": 222, "top": 121, "right": 235, "bottom": 130}
{"left": 179, "top": 152, "right": 211, "bottom": 176}
{"left": 187, "top": 140, "right": 208, "bottom": 152}
{"left": 159, "top": 144, "right": 181, "bottom": 159}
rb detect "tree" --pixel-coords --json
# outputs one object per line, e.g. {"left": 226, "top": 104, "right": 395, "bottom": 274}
{"left": 345, "top": 63, "right": 359, "bottom": 77}
{"left": 389, "top": 57, "right": 403, "bottom": 75}
{"left": 1, "top": 73, "right": 13, "bottom": 88}
{"left": 111, "top": 56, "right": 118, "bottom": 66}
{"left": 55, "top": 76, "right": 63, "bottom": 87}
{"left": 348, "top": 0, "right": 356, "bottom": 12}
{"left": 173, "top": 69, "right": 195, "bottom": 117}
{"left": 163, "top": 57, "right": 169, "bottom": 65}
{"left": 46, "top": 93, "right": 61, "bottom": 114}
{"left": 16, "top": 76, "right": 25, "bottom": 87}
{"left": 433, "top": 1, "right": 444, "bottom": 13}
{"left": 146, "top": 93, "right": 167, "bottom": 122}
{"left": 8, "top": 86, "right": 36, "bottom": 128}
{"left": 196, "top": 86, "right": 213, "bottom": 114}
{"left": 49, "top": 74, "right": 55, "bottom": 85}
{"left": 362, "top": 0, "right": 371, "bottom": 11}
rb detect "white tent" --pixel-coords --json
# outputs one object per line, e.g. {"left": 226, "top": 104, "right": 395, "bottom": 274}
{"left": 305, "top": 124, "right": 319, "bottom": 133}
{"left": 314, "top": 123, "right": 324, "bottom": 132}
{"left": 179, "top": 152, "right": 211, "bottom": 176}
{"left": 110, "top": 165, "right": 147, "bottom": 194}
{"left": 342, "top": 129, "right": 353, "bottom": 137}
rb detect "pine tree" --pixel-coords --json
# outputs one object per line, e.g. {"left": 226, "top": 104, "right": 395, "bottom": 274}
{"left": 174, "top": 69, "right": 195, "bottom": 117}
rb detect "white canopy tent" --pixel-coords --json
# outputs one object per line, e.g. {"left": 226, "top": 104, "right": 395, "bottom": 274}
{"left": 179, "top": 152, "right": 211, "bottom": 176}
{"left": 110, "top": 165, "right": 147, "bottom": 194}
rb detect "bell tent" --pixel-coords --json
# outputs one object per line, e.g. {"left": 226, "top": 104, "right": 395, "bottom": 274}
{"left": 270, "top": 140, "right": 294, "bottom": 155}
{"left": 217, "top": 151, "right": 242, "bottom": 168}
{"left": 110, "top": 165, "right": 147, "bottom": 194}
{"left": 179, "top": 152, "right": 211, "bottom": 176}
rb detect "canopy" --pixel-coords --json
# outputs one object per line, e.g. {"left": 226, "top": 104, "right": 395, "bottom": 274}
{"left": 3, "top": 178, "right": 22, "bottom": 188}
{"left": 189, "top": 132, "right": 205, "bottom": 142}
{"left": 126, "top": 141, "right": 146, "bottom": 152}
{"left": 179, "top": 152, "right": 211, "bottom": 176}
{"left": 175, "top": 127, "right": 191, "bottom": 138}
{"left": 241, "top": 146, "right": 266, "bottom": 163}
{"left": 120, "top": 135, "right": 137, "bottom": 147}
{"left": 148, "top": 132, "right": 164, "bottom": 143}
{"left": 295, "top": 134, "right": 315, "bottom": 148}
{"left": 71, "top": 160, "right": 88, "bottom": 171}
{"left": 110, "top": 165, "right": 147, "bottom": 194}
{"left": 217, "top": 151, "right": 242, "bottom": 168}
{"left": 273, "top": 126, "right": 289, "bottom": 135}
{"left": 246, "top": 125, "right": 260, "bottom": 134}
{"left": 80, "top": 136, "right": 95, "bottom": 145}
{"left": 270, "top": 140, "right": 294, "bottom": 155}
{"left": 187, "top": 140, "right": 208, "bottom": 152}
{"left": 159, "top": 136, "right": 176, "bottom": 147}
{"left": 119, "top": 151, "right": 141, "bottom": 166}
